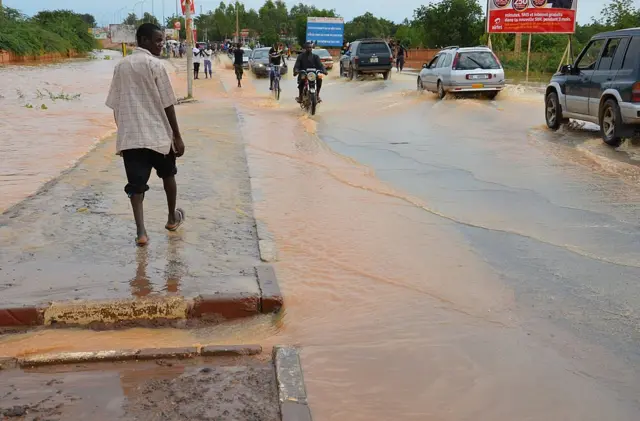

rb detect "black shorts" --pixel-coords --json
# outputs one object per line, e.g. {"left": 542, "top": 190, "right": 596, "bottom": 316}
{"left": 122, "top": 148, "right": 177, "bottom": 196}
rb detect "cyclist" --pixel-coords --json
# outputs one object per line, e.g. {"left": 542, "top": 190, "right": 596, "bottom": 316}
{"left": 233, "top": 43, "right": 244, "bottom": 88}
{"left": 293, "top": 41, "right": 326, "bottom": 103}
{"left": 269, "top": 43, "right": 285, "bottom": 91}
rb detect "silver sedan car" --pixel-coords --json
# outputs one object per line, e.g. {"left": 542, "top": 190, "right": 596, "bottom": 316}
{"left": 417, "top": 46, "right": 505, "bottom": 99}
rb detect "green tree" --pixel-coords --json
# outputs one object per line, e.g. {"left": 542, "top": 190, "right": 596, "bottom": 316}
{"left": 600, "top": 0, "right": 639, "bottom": 29}
{"left": 33, "top": 10, "right": 95, "bottom": 52}
{"left": 412, "top": 0, "right": 484, "bottom": 48}
{"left": 140, "top": 12, "right": 159, "bottom": 26}
{"left": 80, "top": 13, "right": 96, "bottom": 27}
{"left": 289, "top": 3, "right": 337, "bottom": 46}
{"left": 123, "top": 13, "right": 138, "bottom": 25}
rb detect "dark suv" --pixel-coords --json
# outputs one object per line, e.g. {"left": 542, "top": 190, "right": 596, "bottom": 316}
{"left": 545, "top": 28, "right": 640, "bottom": 146}
{"left": 340, "top": 39, "right": 393, "bottom": 80}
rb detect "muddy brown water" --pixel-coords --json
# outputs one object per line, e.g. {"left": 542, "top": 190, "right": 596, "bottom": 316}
{"left": 2, "top": 56, "right": 640, "bottom": 420}
{"left": 0, "top": 356, "right": 278, "bottom": 420}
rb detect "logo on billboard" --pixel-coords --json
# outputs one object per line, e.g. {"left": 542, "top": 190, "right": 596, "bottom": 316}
{"left": 493, "top": 0, "right": 510, "bottom": 7}
{"left": 531, "top": 0, "right": 547, "bottom": 6}
{"left": 512, "top": 0, "right": 528, "bottom": 11}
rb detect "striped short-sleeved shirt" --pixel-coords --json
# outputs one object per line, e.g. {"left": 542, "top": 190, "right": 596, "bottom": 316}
{"left": 106, "top": 48, "right": 177, "bottom": 155}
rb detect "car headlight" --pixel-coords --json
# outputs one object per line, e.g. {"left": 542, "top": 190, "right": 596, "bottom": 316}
{"left": 307, "top": 72, "right": 317, "bottom": 82}
{"left": 256, "top": 63, "right": 263, "bottom": 67}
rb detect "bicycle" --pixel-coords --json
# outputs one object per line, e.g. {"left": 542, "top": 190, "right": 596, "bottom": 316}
{"left": 270, "top": 64, "right": 282, "bottom": 100}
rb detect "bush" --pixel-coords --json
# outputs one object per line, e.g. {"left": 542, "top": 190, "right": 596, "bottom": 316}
{"left": 0, "top": 7, "right": 95, "bottom": 56}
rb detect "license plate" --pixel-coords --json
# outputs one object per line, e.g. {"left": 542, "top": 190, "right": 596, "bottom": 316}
{"left": 472, "top": 83, "right": 484, "bottom": 89}
{"left": 469, "top": 74, "right": 489, "bottom": 80}
{"left": 370, "top": 57, "right": 378, "bottom": 63}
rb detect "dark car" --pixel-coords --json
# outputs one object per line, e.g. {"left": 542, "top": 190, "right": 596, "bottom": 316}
{"left": 545, "top": 28, "right": 640, "bottom": 146}
{"left": 248, "top": 47, "right": 288, "bottom": 77}
{"left": 339, "top": 39, "right": 393, "bottom": 80}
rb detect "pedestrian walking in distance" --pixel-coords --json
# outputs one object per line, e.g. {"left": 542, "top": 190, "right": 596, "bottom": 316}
{"left": 106, "top": 23, "right": 186, "bottom": 247}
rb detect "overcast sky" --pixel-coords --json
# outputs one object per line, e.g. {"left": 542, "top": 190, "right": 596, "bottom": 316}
{"left": 4, "top": 0, "right": 617, "bottom": 26}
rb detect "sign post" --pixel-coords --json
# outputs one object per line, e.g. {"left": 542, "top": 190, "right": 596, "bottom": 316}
{"left": 486, "top": 0, "right": 579, "bottom": 81}
{"left": 110, "top": 24, "right": 136, "bottom": 58}
{"left": 182, "top": 0, "right": 195, "bottom": 98}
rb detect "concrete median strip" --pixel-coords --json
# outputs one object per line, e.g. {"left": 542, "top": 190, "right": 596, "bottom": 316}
{"left": 5, "top": 344, "right": 264, "bottom": 368}
{"left": 0, "top": 264, "right": 282, "bottom": 331}
{"left": 274, "top": 346, "right": 313, "bottom": 421}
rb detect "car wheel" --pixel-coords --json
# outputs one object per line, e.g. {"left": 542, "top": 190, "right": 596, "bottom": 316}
{"left": 349, "top": 65, "right": 355, "bottom": 80}
{"left": 600, "top": 99, "right": 624, "bottom": 147}
{"left": 545, "top": 91, "right": 563, "bottom": 130}
{"left": 383, "top": 71, "right": 390, "bottom": 80}
{"left": 340, "top": 63, "right": 344, "bottom": 77}
{"left": 486, "top": 91, "right": 499, "bottom": 100}
{"left": 437, "top": 81, "right": 446, "bottom": 99}
{"left": 417, "top": 77, "right": 424, "bottom": 92}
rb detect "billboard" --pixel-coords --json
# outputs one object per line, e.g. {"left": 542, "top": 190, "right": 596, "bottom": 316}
{"left": 306, "top": 17, "right": 344, "bottom": 47}
{"left": 165, "top": 28, "right": 177, "bottom": 39}
{"left": 486, "top": 0, "right": 578, "bottom": 34}
{"left": 109, "top": 24, "right": 136, "bottom": 43}
{"left": 89, "top": 27, "right": 108, "bottom": 40}
{"left": 181, "top": 0, "right": 195, "bottom": 15}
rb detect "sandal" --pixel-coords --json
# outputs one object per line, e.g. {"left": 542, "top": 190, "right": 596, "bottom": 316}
{"left": 165, "top": 208, "right": 185, "bottom": 232}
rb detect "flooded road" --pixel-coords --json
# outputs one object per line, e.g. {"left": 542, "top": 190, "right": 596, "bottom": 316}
{"left": 0, "top": 52, "right": 119, "bottom": 213}
{"left": 2, "top": 57, "right": 640, "bottom": 420}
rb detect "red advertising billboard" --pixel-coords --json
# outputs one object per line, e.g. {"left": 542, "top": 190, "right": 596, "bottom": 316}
{"left": 180, "top": 0, "right": 196, "bottom": 15}
{"left": 486, "top": 0, "right": 578, "bottom": 34}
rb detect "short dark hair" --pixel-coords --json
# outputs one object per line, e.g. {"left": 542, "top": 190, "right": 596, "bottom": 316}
{"left": 136, "top": 23, "right": 162, "bottom": 44}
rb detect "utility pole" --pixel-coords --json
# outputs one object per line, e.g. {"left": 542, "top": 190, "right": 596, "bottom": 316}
{"left": 186, "top": 0, "right": 193, "bottom": 98}
{"left": 235, "top": 1, "right": 239, "bottom": 44}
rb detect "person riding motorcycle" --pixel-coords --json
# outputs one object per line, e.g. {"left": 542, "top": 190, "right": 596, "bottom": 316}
{"left": 293, "top": 41, "right": 327, "bottom": 103}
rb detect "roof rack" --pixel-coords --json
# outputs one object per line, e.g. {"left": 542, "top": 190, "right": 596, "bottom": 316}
{"left": 443, "top": 45, "right": 459, "bottom": 49}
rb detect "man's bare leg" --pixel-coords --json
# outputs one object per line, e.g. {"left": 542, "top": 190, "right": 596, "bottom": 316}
{"left": 163, "top": 175, "right": 177, "bottom": 226}
{"left": 130, "top": 193, "right": 147, "bottom": 245}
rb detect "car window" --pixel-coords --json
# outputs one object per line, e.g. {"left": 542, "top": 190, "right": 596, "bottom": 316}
{"left": 253, "top": 50, "right": 268, "bottom": 59}
{"left": 359, "top": 43, "right": 388, "bottom": 54}
{"left": 314, "top": 49, "right": 331, "bottom": 58}
{"left": 427, "top": 55, "right": 439, "bottom": 68}
{"left": 435, "top": 54, "right": 447, "bottom": 68}
{"left": 454, "top": 51, "right": 500, "bottom": 70}
{"left": 575, "top": 39, "right": 605, "bottom": 71}
{"left": 443, "top": 54, "right": 453, "bottom": 68}
{"left": 610, "top": 37, "right": 630, "bottom": 70}
{"left": 622, "top": 36, "right": 640, "bottom": 70}
{"left": 597, "top": 38, "right": 622, "bottom": 70}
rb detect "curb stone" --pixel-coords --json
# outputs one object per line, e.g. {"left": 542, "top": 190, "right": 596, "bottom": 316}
{"left": 0, "top": 265, "right": 282, "bottom": 330}
{"left": 256, "top": 265, "right": 283, "bottom": 313}
{"left": 13, "top": 344, "right": 263, "bottom": 368}
{"left": 273, "top": 346, "right": 313, "bottom": 421}
{"left": 217, "top": 76, "right": 279, "bottom": 263}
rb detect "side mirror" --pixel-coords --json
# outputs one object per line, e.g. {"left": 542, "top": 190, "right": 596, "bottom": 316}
{"left": 422, "top": 63, "right": 428, "bottom": 69}
{"left": 560, "top": 64, "right": 571, "bottom": 74}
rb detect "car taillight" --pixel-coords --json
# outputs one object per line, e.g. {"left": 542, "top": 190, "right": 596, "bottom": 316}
{"left": 633, "top": 82, "right": 640, "bottom": 102}
{"left": 452, "top": 53, "right": 460, "bottom": 70}
{"left": 354, "top": 56, "right": 359, "bottom": 64}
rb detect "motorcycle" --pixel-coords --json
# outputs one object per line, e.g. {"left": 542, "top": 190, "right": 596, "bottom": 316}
{"left": 299, "top": 68, "right": 324, "bottom": 116}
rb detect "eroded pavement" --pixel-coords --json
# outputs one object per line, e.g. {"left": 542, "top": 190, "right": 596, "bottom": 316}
{"left": 0, "top": 355, "right": 279, "bottom": 420}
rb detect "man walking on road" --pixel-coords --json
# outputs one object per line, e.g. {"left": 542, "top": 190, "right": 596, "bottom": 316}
{"left": 106, "top": 23, "right": 186, "bottom": 246}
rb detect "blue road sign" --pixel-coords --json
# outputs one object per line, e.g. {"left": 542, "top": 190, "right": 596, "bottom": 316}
{"left": 306, "top": 17, "right": 344, "bottom": 47}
